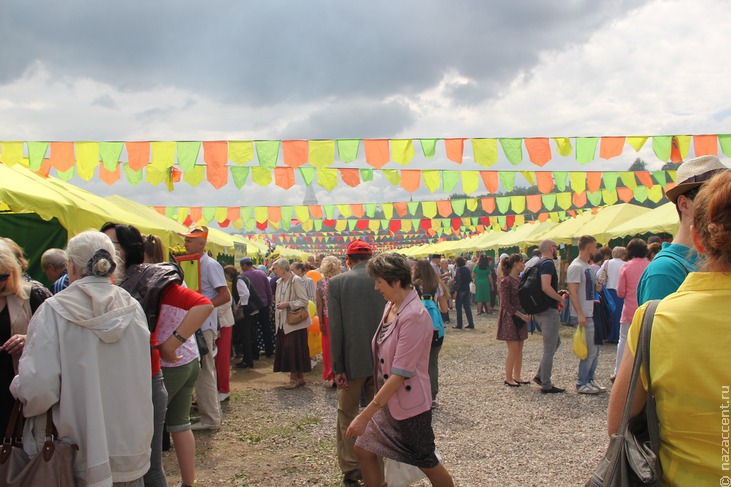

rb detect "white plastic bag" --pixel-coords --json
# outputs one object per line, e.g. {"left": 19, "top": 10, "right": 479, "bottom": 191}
{"left": 383, "top": 449, "right": 442, "bottom": 487}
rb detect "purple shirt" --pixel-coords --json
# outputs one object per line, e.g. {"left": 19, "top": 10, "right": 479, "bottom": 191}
{"left": 243, "top": 268, "right": 273, "bottom": 306}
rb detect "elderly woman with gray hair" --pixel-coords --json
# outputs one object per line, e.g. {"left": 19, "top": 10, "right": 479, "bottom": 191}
{"left": 272, "top": 258, "right": 312, "bottom": 389}
{"left": 11, "top": 230, "right": 153, "bottom": 487}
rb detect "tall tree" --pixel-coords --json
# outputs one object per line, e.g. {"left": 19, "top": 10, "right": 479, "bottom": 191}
{"left": 628, "top": 158, "right": 648, "bottom": 171}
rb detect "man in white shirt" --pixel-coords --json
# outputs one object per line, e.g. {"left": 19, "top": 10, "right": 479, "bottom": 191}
{"left": 183, "top": 226, "right": 231, "bottom": 430}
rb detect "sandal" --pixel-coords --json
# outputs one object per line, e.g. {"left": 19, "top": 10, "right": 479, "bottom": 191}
{"left": 284, "top": 380, "right": 299, "bottom": 390}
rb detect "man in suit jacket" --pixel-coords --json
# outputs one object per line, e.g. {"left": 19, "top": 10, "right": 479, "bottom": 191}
{"left": 328, "top": 240, "right": 387, "bottom": 486}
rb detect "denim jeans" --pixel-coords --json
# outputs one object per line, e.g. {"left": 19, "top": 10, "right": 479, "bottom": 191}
{"left": 534, "top": 308, "right": 561, "bottom": 389}
{"left": 574, "top": 317, "right": 599, "bottom": 386}
{"left": 455, "top": 289, "right": 474, "bottom": 328}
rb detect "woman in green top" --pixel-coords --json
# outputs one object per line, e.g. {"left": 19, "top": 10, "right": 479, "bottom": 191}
{"left": 472, "top": 255, "right": 493, "bottom": 315}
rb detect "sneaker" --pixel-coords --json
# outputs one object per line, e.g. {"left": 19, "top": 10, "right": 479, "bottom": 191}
{"left": 190, "top": 421, "right": 221, "bottom": 431}
{"left": 577, "top": 384, "right": 600, "bottom": 394}
{"left": 589, "top": 381, "right": 608, "bottom": 393}
{"left": 541, "top": 386, "right": 566, "bottom": 394}
{"left": 217, "top": 392, "right": 230, "bottom": 402}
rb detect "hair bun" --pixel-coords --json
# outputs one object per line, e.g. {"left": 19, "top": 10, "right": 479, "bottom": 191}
{"left": 86, "top": 249, "right": 117, "bottom": 277}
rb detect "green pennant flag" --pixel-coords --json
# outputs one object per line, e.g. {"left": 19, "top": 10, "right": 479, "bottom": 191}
{"left": 380, "top": 219, "right": 389, "bottom": 230}
{"left": 499, "top": 171, "right": 516, "bottom": 192}
{"left": 241, "top": 207, "right": 253, "bottom": 224}
{"left": 57, "top": 166, "right": 75, "bottom": 181}
{"left": 202, "top": 207, "right": 216, "bottom": 223}
{"left": 471, "top": 138, "right": 499, "bottom": 168}
{"left": 499, "top": 138, "right": 523, "bottom": 165}
{"left": 382, "top": 169, "right": 401, "bottom": 186}
{"left": 576, "top": 137, "right": 599, "bottom": 164}
{"left": 411, "top": 218, "right": 420, "bottom": 230}
{"left": 602, "top": 189, "right": 618, "bottom": 205}
{"left": 100, "top": 141, "right": 124, "bottom": 172}
{"left": 27, "top": 142, "right": 49, "bottom": 171}
{"left": 542, "top": 193, "right": 556, "bottom": 211}
{"left": 281, "top": 215, "right": 291, "bottom": 231}
{"left": 587, "top": 190, "right": 602, "bottom": 206}
{"left": 317, "top": 168, "right": 338, "bottom": 191}
{"left": 719, "top": 134, "right": 731, "bottom": 157}
{"left": 364, "top": 203, "right": 377, "bottom": 218}
{"left": 553, "top": 172, "right": 567, "bottom": 191}
{"left": 423, "top": 170, "right": 440, "bottom": 193}
{"left": 497, "top": 215, "right": 507, "bottom": 227}
{"left": 620, "top": 172, "right": 637, "bottom": 190}
{"left": 177, "top": 141, "right": 201, "bottom": 171}
{"left": 337, "top": 139, "right": 360, "bottom": 163}
{"left": 419, "top": 139, "right": 438, "bottom": 158}
{"left": 496, "top": 196, "right": 510, "bottom": 214}
{"left": 451, "top": 199, "right": 466, "bottom": 216}
{"left": 360, "top": 168, "right": 373, "bottom": 182}
{"left": 314, "top": 220, "right": 323, "bottom": 232}
{"left": 245, "top": 219, "right": 256, "bottom": 232}
{"left": 442, "top": 170, "right": 459, "bottom": 193}
{"left": 558, "top": 211, "right": 567, "bottom": 221}
{"left": 164, "top": 207, "right": 177, "bottom": 219}
{"left": 651, "top": 136, "right": 672, "bottom": 162}
{"left": 407, "top": 201, "right": 419, "bottom": 215}
{"left": 652, "top": 170, "right": 667, "bottom": 188}
{"left": 230, "top": 166, "right": 250, "bottom": 189}
{"left": 323, "top": 204, "right": 335, "bottom": 220}
{"left": 124, "top": 164, "right": 143, "bottom": 185}
{"left": 603, "top": 172, "right": 618, "bottom": 191}
{"left": 633, "top": 186, "right": 648, "bottom": 203}
{"left": 281, "top": 206, "right": 293, "bottom": 226}
{"left": 299, "top": 167, "right": 315, "bottom": 186}
{"left": 255, "top": 140, "right": 280, "bottom": 169}
{"left": 348, "top": 220, "right": 357, "bottom": 231}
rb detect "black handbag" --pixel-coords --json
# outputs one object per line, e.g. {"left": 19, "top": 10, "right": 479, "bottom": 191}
{"left": 194, "top": 329, "right": 209, "bottom": 356}
{"left": 512, "top": 314, "right": 525, "bottom": 329}
{"left": 586, "top": 300, "right": 662, "bottom": 486}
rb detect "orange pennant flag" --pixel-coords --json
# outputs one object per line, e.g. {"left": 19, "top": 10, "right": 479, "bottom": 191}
{"left": 636, "top": 171, "right": 654, "bottom": 189}
{"left": 481, "top": 197, "right": 496, "bottom": 214}
{"left": 599, "top": 136, "right": 625, "bottom": 159}
{"left": 364, "top": 139, "right": 390, "bottom": 169}
{"left": 309, "top": 205, "right": 324, "bottom": 219}
{"left": 400, "top": 170, "right": 421, "bottom": 193}
{"left": 274, "top": 167, "right": 295, "bottom": 189}
{"left": 393, "top": 202, "right": 408, "bottom": 217}
{"left": 283, "top": 140, "right": 308, "bottom": 167}
{"left": 125, "top": 142, "right": 150, "bottom": 171}
{"left": 153, "top": 207, "right": 165, "bottom": 215}
{"left": 36, "top": 158, "right": 52, "bottom": 177}
{"left": 480, "top": 171, "right": 499, "bottom": 193}
{"left": 444, "top": 138, "right": 465, "bottom": 164}
{"left": 587, "top": 172, "right": 602, "bottom": 193}
{"left": 536, "top": 172, "right": 554, "bottom": 194}
{"left": 49, "top": 142, "right": 75, "bottom": 172}
{"left": 437, "top": 200, "right": 452, "bottom": 218}
{"left": 99, "top": 161, "right": 120, "bottom": 185}
{"left": 339, "top": 168, "right": 361, "bottom": 187}
{"left": 268, "top": 206, "right": 282, "bottom": 224}
{"left": 203, "top": 141, "right": 228, "bottom": 189}
{"left": 350, "top": 204, "right": 365, "bottom": 218}
{"left": 227, "top": 207, "right": 241, "bottom": 222}
{"left": 693, "top": 135, "right": 718, "bottom": 156}
{"left": 537, "top": 212, "right": 549, "bottom": 223}
{"left": 527, "top": 194, "right": 542, "bottom": 213}
{"left": 573, "top": 191, "right": 587, "bottom": 208}
{"left": 189, "top": 207, "right": 203, "bottom": 222}
{"left": 524, "top": 138, "right": 552, "bottom": 167}
{"left": 617, "top": 187, "right": 634, "bottom": 203}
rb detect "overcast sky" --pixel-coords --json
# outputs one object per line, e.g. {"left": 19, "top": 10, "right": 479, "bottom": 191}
{"left": 1, "top": 0, "right": 730, "bottom": 222}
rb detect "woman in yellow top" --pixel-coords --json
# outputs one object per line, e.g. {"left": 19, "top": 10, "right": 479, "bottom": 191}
{"left": 608, "top": 171, "right": 731, "bottom": 486}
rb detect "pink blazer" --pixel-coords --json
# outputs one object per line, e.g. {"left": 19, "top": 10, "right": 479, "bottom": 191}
{"left": 372, "top": 288, "right": 433, "bottom": 420}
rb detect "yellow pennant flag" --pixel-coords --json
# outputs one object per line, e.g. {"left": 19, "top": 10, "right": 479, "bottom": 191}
{"left": 626, "top": 136, "right": 648, "bottom": 152}
{"left": 335, "top": 220, "right": 347, "bottom": 231}
{"left": 431, "top": 219, "right": 442, "bottom": 230}
{"left": 145, "top": 167, "right": 167, "bottom": 186}
{"left": 514, "top": 214, "right": 525, "bottom": 227}
{"left": 510, "top": 196, "right": 526, "bottom": 214}
{"left": 75, "top": 142, "right": 99, "bottom": 181}
{"left": 553, "top": 137, "right": 573, "bottom": 157}
{"left": 295, "top": 206, "right": 310, "bottom": 222}
{"left": 461, "top": 171, "right": 479, "bottom": 194}
{"left": 648, "top": 185, "right": 664, "bottom": 203}
{"left": 619, "top": 172, "right": 637, "bottom": 190}
{"left": 369, "top": 220, "right": 380, "bottom": 232}
{"left": 229, "top": 141, "right": 254, "bottom": 165}
{"left": 150, "top": 141, "right": 176, "bottom": 169}
{"left": 549, "top": 212, "right": 559, "bottom": 223}
{"left": 602, "top": 189, "right": 618, "bottom": 206}
{"left": 390, "top": 139, "right": 415, "bottom": 165}
{"left": 423, "top": 170, "right": 441, "bottom": 193}
{"left": 520, "top": 170, "right": 535, "bottom": 185}
{"left": 254, "top": 207, "right": 268, "bottom": 224}
{"left": 317, "top": 168, "right": 338, "bottom": 191}
{"left": 471, "top": 139, "right": 499, "bottom": 168}
{"left": 382, "top": 169, "right": 401, "bottom": 186}
{"left": 215, "top": 207, "right": 228, "bottom": 224}
{"left": 401, "top": 220, "right": 412, "bottom": 232}
{"left": 422, "top": 201, "right": 437, "bottom": 219}
{"left": 336, "top": 204, "right": 351, "bottom": 218}
{"left": 302, "top": 220, "right": 314, "bottom": 232}
{"left": 556, "top": 193, "right": 572, "bottom": 210}
{"left": 183, "top": 166, "right": 206, "bottom": 187}
{"left": 309, "top": 140, "right": 335, "bottom": 168}
{"left": 675, "top": 135, "right": 691, "bottom": 159}
{"left": 252, "top": 167, "right": 273, "bottom": 187}
{"left": 569, "top": 172, "right": 586, "bottom": 194}
{"left": 467, "top": 198, "right": 478, "bottom": 212}
{"left": 382, "top": 203, "right": 394, "bottom": 220}
{"left": 0, "top": 142, "right": 24, "bottom": 166}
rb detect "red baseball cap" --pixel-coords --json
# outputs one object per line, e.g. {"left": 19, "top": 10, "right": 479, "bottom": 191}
{"left": 346, "top": 239, "right": 373, "bottom": 255}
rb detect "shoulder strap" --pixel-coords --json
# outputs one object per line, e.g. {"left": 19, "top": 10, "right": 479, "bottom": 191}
{"left": 652, "top": 252, "right": 692, "bottom": 275}
{"left": 641, "top": 300, "right": 661, "bottom": 457}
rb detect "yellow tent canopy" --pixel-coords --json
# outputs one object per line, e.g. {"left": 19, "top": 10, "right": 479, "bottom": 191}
{"left": 575, "top": 204, "right": 651, "bottom": 244}
{"left": 607, "top": 202, "right": 678, "bottom": 240}
{"left": 487, "top": 220, "right": 557, "bottom": 252}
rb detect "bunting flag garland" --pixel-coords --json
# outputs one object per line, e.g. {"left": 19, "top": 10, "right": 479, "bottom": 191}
{"left": 1, "top": 134, "right": 727, "bottom": 191}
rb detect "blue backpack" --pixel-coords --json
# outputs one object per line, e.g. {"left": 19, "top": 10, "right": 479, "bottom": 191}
{"left": 421, "top": 293, "right": 445, "bottom": 348}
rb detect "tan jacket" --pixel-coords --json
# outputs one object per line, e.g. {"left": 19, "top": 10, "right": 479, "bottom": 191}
{"left": 274, "top": 274, "right": 311, "bottom": 334}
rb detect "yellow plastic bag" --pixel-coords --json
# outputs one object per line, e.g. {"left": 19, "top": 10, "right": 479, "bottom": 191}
{"left": 573, "top": 326, "right": 588, "bottom": 360}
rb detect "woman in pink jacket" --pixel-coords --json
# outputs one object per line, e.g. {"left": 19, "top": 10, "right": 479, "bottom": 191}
{"left": 345, "top": 253, "right": 453, "bottom": 487}
{"left": 613, "top": 238, "right": 649, "bottom": 381}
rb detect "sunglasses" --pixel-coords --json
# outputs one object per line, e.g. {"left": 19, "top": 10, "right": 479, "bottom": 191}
{"left": 0, "top": 273, "right": 10, "bottom": 283}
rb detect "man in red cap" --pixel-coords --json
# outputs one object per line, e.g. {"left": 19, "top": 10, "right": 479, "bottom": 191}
{"left": 181, "top": 226, "right": 232, "bottom": 431}
{"left": 327, "top": 239, "right": 386, "bottom": 485}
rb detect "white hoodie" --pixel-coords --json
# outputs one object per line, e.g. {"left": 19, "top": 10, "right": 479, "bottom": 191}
{"left": 11, "top": 276, "right": 153, "bottom": 487}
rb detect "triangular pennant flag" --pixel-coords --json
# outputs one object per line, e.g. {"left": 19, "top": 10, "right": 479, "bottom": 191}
{"left": 299, "top": 167, "right": 315, "bottom": 186}
{"left": 524, "top": 138, "right": 552, "bottom": 167}
{"left": 255, "top": 140, "right": 280, "bottom": 169}
{"left": 499, "top": 138, "right": 523, "bottom": 165}
{"left": 364, "top": 139, "right": 390, "bottom": 168}
{"left": 74, "top": 142, "right": 99, "bottom": 181}
{"left": 442, "top": 170, "right": 459, "bottom": 193}
{"left": 360, "top": 168, "right": 373, "bottom": 182}
{"left": 471, "top": 139, "right": 499, "bottom": 168}
{"left": 626, "top": 136, "right": 648, "bottom": 152}
{"left": 215, "top": 207, "right": 228, "bottom": 224}
{"left": 652, "top": 170, "right": 667, "bottom": 188}
{"left": 309, "top": 205, "right": 324, "bottom": 219}
{"left": 230, "top": 166, "right": 250, "bottom": 189}
{"left": 309, "top": 140, "right": 335, "bottom": 168}
{"left": 323, "top": 204, "right": 335, "bottom": 220}
{"left": 150, "top": 141, "right": 176, "bottom": 170}
{"left": 423, "top": 170, "right": 441, "bottom": 193}
{"left": 575, "top": 137, "right": 599, "bottom": 164}
{"left": 693, "top": 134, "right": 718, "bottom": 156}
{"left": 381, "top": 203, "right": 394, "bottom": 220}
{"left": 599, "top": 136, "right": 625, "bottom": 159}
{"left": 444, "top": 138, "right": 465, "bottom": 164}
{"left": 274, "top": 167, "right": 295, "bottom": 190}
{"left": 586, "top": 172, "right": 602, "bottom": 193}
{"left": 419, "top": 139, "right": 437, "bottom": 158}
{"left": 390, "top": 139, "right": 414, "bottom": 165}
{"left": 651, "top": 136, "right": 672, "bottom": 162}
{"left": 183, "top": 166, "right": 206, "bottom": 187}
{"left": 317, "top": 168, "right": 338, "bottom": 190}
{"left": 124, "top": 163, "right": 144, "bottom": 185}
{"left": 337, "top": 139, "right": 360, "bottom": 163}
{"left": 253, "top": 207, "right": 268, "bottom": 224}
{"left": 636, "top": 171, "right": 654, "bottom": 189}
{"left": 633, "top": 186, "right": 648, "bottom": 203}
{"left": 393, "top": 202, "right": 408, "bottom": 217}
{"left": 719, "top": 134, "right": 731, "bottom": 157}
{"left": 499, "top": 172, "right": 516, "bottom": 192}
{"left": 520, "top": 171, "right": 535, "bottom": 186}
{"left": 407, "top": 201, "right": 419, "bottom": 215}
{"left": 251, "top": 167, "right": 273, "bottom": 186}
{"left": 461, "top": 171, "right": 479, "bottom": 194}
{"left": 620, "top": 172, "right": 637, "bottom": 190}
{"left": 145, "top": 166, "right": 167, "bottom": 186}
{"left": 27, "top": 142, "right": 49, "bottom": 171}
{"left": 382, "top": 169, "right": 401, "bottom": 186}
{"left": 466, "top": 198, "right": 478, "bottom": 212}
{"left": 229, "top": 140, "right": 253, "bottom": 165}
{"left": 0, "top": 142, "right": 24, "bottom": 166}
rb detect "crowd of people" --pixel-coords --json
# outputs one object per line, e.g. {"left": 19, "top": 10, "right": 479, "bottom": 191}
{"left": 1, "top": 155, "right": 729, "bottom": 486}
